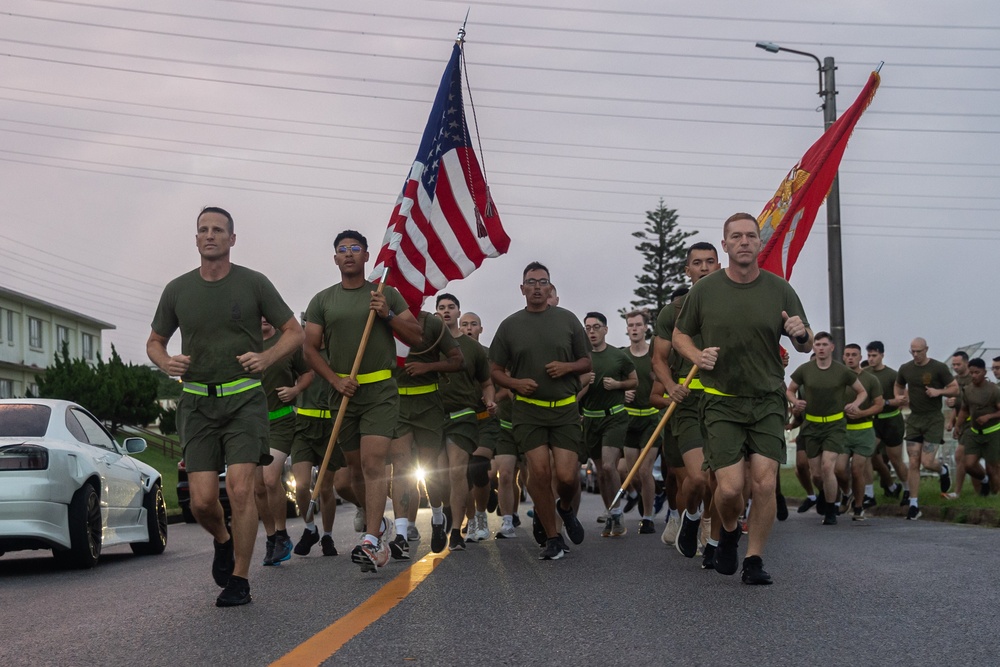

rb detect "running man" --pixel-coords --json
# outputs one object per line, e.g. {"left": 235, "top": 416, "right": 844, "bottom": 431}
{"left": 147, "top": 206, "right": 303, "bottom": 607}
{"left": 622, "top": 310, "right": 659, "bottom": 535}
{"left": 955, "top": 358, "right": 1000, "bottom": 495}
{"left": 865, "top": 341, "right": 909, "bottom": 502}
{"left": 673, "top": 213, "right": 813, "bottom": 585}
{"left": 491, "top": 262, "right": 591, "bottom": 560}
{"left": 840, "top": 343, "right": 884, "bottom": 520}
{"left": 303, "top": 230, "right": 423, "bottom": 572}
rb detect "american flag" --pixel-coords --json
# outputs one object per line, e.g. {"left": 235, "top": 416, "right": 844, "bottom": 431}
{"left": 371, "top": 41, "right": 509, "bottom": 320}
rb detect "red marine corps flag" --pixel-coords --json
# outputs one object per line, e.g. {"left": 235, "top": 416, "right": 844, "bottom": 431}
{"left": 370, "top": 32, "right": 509, "bottom": 338}
{"left": 757, "top": 71, "right": 881, "bottom": 279}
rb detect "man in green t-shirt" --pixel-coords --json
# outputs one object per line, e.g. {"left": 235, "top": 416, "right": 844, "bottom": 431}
{"left": 894, "top": 337, "right": 959, "bottom": 520}
{"left": 303, "top": 230, "right": 423, "bottom": 573}
{"left": 147, "top": 206, "right": 304, "bottom": 607}
{"left": 992, "top": 357, "right": 1000, "bottom": 383}
{"left": 579, "top": 312, "right": 637, "bottom": 537}
{"left": 955, "top": 358, "right": 1000, "bottom": 495}
{"left": 256, "top": 317, "right": 312, "bottom": 566}
{"left": 622, "top": 310, "right": 659, "bottom": 535}
{"left": 840, "top": 343, "right": 884, "bottom": 520}
{"left": 673, "top": 213, "right": 813, "bottom": 585}
{"left": 865, "top": 341, "right": 909, "bottom": 501}
{"left": 786, "top": 332, "right": 867, "bottom": 526}
{"left": 945, "top": 352, "right": 981, "bottom": 498}
{"left": 491, "top": 262, "right": 592, "bottom": 561}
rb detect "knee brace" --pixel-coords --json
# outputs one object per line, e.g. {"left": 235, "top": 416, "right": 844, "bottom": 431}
{"left": 467, "top": 455, "right": 491, "bottom": 488}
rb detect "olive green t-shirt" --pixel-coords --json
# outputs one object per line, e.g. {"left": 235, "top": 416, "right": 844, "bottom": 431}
{"left": 845, "top": 369, "right": 882, "bottom": 424}
{"left": 867, "top": 365, "right": 899, "bottom": 414}
{"left": 440, "top": 334, "right": 490, "bottom": 412}
{"left": 896, "top": 359, "right": 954, "bottom": 415}
{"left": 395, "top": 312, "right": 460, "bottom": 388}
{"left": 655, "top": 296, "right": 695, "bottom": 379}
{"left": 490, "top": 306, "right": 590, "bottom": 402}
{"left": 581, "top": 345, "right": 635, "bottom": 411}
{"left": 790, "top": 360, "right": 858, "bottom": 417}
{"left": 304, "top": 280, "right": 408, "bottom": 376}
{"left": 624, "top": 345, "right": 654, "bottom": 410}
{"left": 262, "top": 332, "right": 309, "bottom": 411}
{"left": 150, "top": 265, "right": 294, "bottom": 384}
{"left": 953, "top": 373, "right": 973, "bottom": 413}
{"left": 297, "top": 370, "right": 331, "bottom": 411}
{"left": 960, "top": 381, "right": 1000, "bottom": 430}
{"left": 675, "top": 269, "right": 808, "bottom": 397}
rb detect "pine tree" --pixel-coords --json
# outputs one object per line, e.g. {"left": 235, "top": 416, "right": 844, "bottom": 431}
{"left": 626, "top": 199, "right": 695, "bottom": 319}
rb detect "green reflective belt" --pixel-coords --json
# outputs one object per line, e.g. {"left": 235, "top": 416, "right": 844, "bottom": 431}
{"left": 805, "top": 412, "right": 844, "bottom": 424}
{"left": 846, "top": 421, "right": 873, "bottom": 431}
{"left": 971, "top": 422, "right": 1000, "bottom": 435}
{"left": 182, "top": 379, "right": 261, "bottom": 397}
{"left": 268, "top": 405, "right": 294, "bottom": 421}
{"left": 689, "top": 378, "right": 705, "bottom": 390}
{"left": 337, "top": 369, "right": 392, "bottom": 384}
{"left": 298, "top": 408, "right": 330, "bottom": 419}
{"left": 582, "top": 405, "right": 625, "bottom": 419}
{"left": 878, "top": 409, "right": 901, "bottom": 419}
{"left": 499, "top": 419, "right": 513, "bottom": 430}
{"left": 703, "top": 386, "right": 735, "bottom": 397}
{"left": 398, "top": 383, "right": 438, "bottom": 396}
{"left": 515, "top": 395, "right": 576, "bottom": 408}
{"left": 449, "top": 408, "right": 477, "bottom": 420}
{"left": 625, "top": 407, "right": 659, "bottom": 417}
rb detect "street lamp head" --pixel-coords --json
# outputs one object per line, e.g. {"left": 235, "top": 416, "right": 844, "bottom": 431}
{"left": 756, "top": 41, "right": 781, "bottom": 53}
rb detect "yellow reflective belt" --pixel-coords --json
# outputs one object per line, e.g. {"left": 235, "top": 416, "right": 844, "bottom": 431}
{"left": 971, "top": 422, "right": 1000, "bottom": 435}
{"left": 625, "top": 407, "right": 659, "bottom": 417}
{"left": 398, "top": 383, "right": 438, "bottom": 396}
{"left": 268, "top": 405, "right": 294, "bottom": 420}
{"left": 337, "top": 369, "right": 392, "bottom": 384}
{"left": 449, "top": 408, "right": 476, "bottom": 420}
{"left": 297, "top": 408, "right": 331, "bottom": 419}
{"left": 582, "top": 404, "right": 625, "bottom": 418}
{"left": 703, "top": 386, "right": 735, "bottom": 397}
{"left": 182, "top": 379, "right": 262, "bottom": 397}
{"left": 805, "top": 412, "right": 845, "bottom": 423}
{"left": 877, "top": 409, "right": 901, "bottom": 419}
{"left": 689, "top": 378, "right": 705, "bottom": 390}
{"left": 846, "top": 421, "right": 873, "bottom": 431}
{"left": 515, "top": 395, "right": 576, "bottom": 408}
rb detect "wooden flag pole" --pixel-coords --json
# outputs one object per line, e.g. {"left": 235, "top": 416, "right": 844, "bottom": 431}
{"left": 608, "top": 366, "right": 700, "bottom": 513}
{"left": 304, "top": 268, "right": 390, "bottom": 524}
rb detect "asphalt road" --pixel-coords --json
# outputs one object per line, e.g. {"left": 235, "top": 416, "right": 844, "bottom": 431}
{"left": 2, "top": 492, "right": 998, "bottom": 667}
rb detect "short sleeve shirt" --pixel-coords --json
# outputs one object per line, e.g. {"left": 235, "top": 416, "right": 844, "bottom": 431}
{"left": 655, "top": 296, "right": 694, "bottom": 379}
{"left": 624, "top": 346, "right": 654, "bottom": 409}
{"left": 789, "top": 360, "right": 858, "bottom": 417}
{"left": 490, "top": 306, "right": 590, "bottom": 402}
{"left": 440, "top": 334, "right": 490, "bottom": 412}
{"left": 896, "top": 359, "right": 954, "bottom": 415}
{"left": 845, "top": 370, "right": 882, "bottom": 425}
{"left": 867, "top": 365, "right": 899, "bottom": 414}
{"left": 262, "top": 332, "right": 309, "bottom": 411}
{"left": 961, "top": 381, "right": 1000, "bottom": 430}
{"left": 581, "top": 345, "right": 635, "bottom": 411}
{"left": 395, "top": 312, "right": 460, "bottom": 388}
{"left": 150, "top": 265, "right": 294, "bottom": 384}
{"left": 675, "top": 269, "right": 808, "bottom": 397}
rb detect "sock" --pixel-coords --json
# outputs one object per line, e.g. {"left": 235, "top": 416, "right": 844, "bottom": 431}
{"left": 864, "top": 484, "right": 874, "bottom": 497}
{"left": 910, "top": 497, "right": 919, "bottom": 507}
{"left": 395, "top": 518, "right": 408, "bottom": 537}
{"left": 642, "top": 515, "right": 654, "bottom": 521}
{"left": 807, "top": 494, "right": 817, "bottom": 501}
{"left": 686, "top": 508, "right": 703, "bottom": 522}
{"left": 707, "top": 538, "right": 719, "bottom": 547}
{"left": 611, "top": 508, "right": 623, "bottom": 517}
{"left": 431, "top": 505, "right": 444, "bottom": 524}
{"left": 323, "top": 531, "right": 332, "bottom": 538}
{"left": 363, "top": 532, "right": 377, "bottom": 544}
{"left": 902, "top": 483, "right": 910, "bottom": 492}
{"left": 266, "top": 534, "right": 275, "bottom": 543}
{"left": 275, "top": 528, "right": 288, "bottom": 538}
{"left": 983, "top": 475, "right": 990, "bottom": 484}
{"left": 502, "top": 514, "right": 513, "bottom": 526}
{"left": 305, "top": 522, "right": 316, "bottom": 532}
{"left": 408, "top": 519, "right": 416, "bottom": 530}
{"left": 667, "top": 500, "right": 677, "bottom": 512}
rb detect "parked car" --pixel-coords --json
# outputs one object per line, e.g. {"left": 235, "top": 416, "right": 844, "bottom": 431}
{"left": 177, "top": 457, "right": 299, "bottom": 524}
{"left": 0, "top": 399, "right": 167, "bottom": 568}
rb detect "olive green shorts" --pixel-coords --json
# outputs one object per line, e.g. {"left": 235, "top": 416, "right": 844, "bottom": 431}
{"left": 290, "top": 414, "right": 344, "bottom": 471}
{"left": 444, "top": 410, "right": 480, "bottom": 454}
{"left": 670, "top": 390, "right": 705, "bottom": 454}
{"left": 511, "top": 400, "right": 582, "bottom": 458}
{"left": 332, "top": 379, "right": 399, "bottom": 452}
{"left": 957, "top": 419, "right": 972, "bottom": 447}
{"left": 700, "top": 392, "right": 786, "bottom": 470}
{"left": 965, "top": 429, "right": 1000, "bottom": 463}
{"left": 495, "top": 418, "right": 518, "bottom": 457}
{"left": 661, "top": 425, "right": 684, "bottom": 470}
{"left": 395, "top": 390, "right": 445, "bottom": 451}
{"left": 584, "top": 412, "right": 628, "bottom": 460}
{"left": 624, "top": 413, "right": 660, "bottom": 450}
{"left": 477, "top": 414, "right": 501, "bottom": 453}
{"left": 267, "top": 412, "right": 297, "bottom": 456}
{"left": 874, "top": 412, "right": 905, "bottom": 447}
{"left": 178, "top": 388, "right": 271, "bottom": 472}
{"left": 844, "top": 425, "right": 877, "bottom": 458}
{"left": 904, "top": 410, "right": 945, "bottom": 445}
{"left": 800, "top": 420, "right": 848, "bottom": 458}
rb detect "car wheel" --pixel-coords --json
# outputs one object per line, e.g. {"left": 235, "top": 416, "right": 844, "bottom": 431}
{"left": 55, "top": 483, "right": 102, "bottom": 569}
{"left": 131, "top": 484, "right": 168, "bottom": 556}
{"left": 181, "top": 506, "right": 197, "bottom": 524}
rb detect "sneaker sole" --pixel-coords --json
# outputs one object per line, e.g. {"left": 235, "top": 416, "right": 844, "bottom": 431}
{"left": 215, "top": 593, "right": 252, "bottom": 607}
{"left": 539, "top": 549, "right": 565, "bottom": 561}
{"left": 351, "top": 549, "right": 378, "bottom": 573}
{"left": 389, "top": 543, "right": 411, "bottom": 560}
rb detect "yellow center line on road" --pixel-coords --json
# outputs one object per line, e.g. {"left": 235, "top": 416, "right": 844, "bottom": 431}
{"left": 269, "top": 551, "right": 450, "bottom": 666}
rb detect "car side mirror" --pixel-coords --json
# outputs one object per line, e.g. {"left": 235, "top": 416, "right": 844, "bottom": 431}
{"left": 124, "top": 437, "right": 147, "bottom": 454}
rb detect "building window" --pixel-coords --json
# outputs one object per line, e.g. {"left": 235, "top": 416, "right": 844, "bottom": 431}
{"left": 56, "top": 325, "right": 70, "bottom": 353}
{"left": 0, "top": 379, "right": 13, "bottom": 399}
{"left": 0, "top": 308, "right": 4, "bottom": 343}
{"left": 82, "top": 333, "right": 96, "bottom": 361}
{"left": 27, "top": 383, "right": 38, "bottom": 397}
{"left": 29, "top": 317, "right": 43, "bottom": 349}
{"left": 5, "top": 311, "right": 13, "bottom": 345}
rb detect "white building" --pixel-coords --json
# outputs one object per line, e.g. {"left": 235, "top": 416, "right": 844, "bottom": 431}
{"left": 0, "top": 286, "right": 115, "bottom": 398}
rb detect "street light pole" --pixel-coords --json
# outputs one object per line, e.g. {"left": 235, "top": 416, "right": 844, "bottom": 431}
{"left": 755, "top": 42, "right": 844, "bottom": 356}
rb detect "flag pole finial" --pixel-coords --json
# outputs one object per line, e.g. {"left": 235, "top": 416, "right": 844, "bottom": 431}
{"left": 457, "top": 9, "right": 470, "bottom": 44}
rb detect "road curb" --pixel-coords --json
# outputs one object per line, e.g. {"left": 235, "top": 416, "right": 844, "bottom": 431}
{"left": 788, "top": 497, "right": 1000, "bottom": 527}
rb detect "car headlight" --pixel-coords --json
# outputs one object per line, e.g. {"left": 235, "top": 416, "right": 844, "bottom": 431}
{"left": 0, "top": 444, "right": 49, "bottom": 470}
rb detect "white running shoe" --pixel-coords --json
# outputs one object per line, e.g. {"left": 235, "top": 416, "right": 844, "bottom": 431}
{"left": 474, "top": 513, "right": 491, "bottom": 541}
{"left": 661, "top": 511, "right": 681, "bottom": 546}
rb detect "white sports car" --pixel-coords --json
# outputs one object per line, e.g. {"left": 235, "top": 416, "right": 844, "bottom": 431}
{"left": 0, "top": 398, "right": 167, "bottom": 568}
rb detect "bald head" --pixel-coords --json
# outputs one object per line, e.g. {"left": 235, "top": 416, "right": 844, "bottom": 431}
{"left": 460, "top": 311, "right": 483, "bottom": 340}
{"left": 909, "top": 337, "right": 929, "bottom": 364}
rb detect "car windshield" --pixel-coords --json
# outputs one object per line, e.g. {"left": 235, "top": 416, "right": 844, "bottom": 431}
{"left": 0, "top": 404, "right": 51, "bottom": 437}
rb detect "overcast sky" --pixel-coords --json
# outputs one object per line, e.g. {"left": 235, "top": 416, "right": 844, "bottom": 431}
{"left": 2, "top": 0, "right": 997, "bottom": 375}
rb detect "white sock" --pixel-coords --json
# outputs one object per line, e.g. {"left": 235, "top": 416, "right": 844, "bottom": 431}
{"left": 408, "top": 519, "right": 416, "bottom": 529}
{"left": 502, "top": 514, "right": 513, "bottom": 526}
{"left": 707, "top": 538, "right": 719, "bottom": 547}
{"left": 395, "top": 518, "right": 408, "bottom": 537}
{"left": 431, "top": 505, "right": 444, "bottom": 524}
{"left": 323, "top": 531, "right": 332, "bottom": 538}
{"left": 642, "top": 515, "right": 654, "bottom": 521}
{"left": 807, "top": 494, "right": 817, "bottom": 501}
{"left": 910, "top": 497, "right": 919, "bottom": 507}
{"left": 363, "top": 532, "right": 377, "bottom": 544}
{"left": 305, "top": 522, "right": 316, "bottom": 532}
{"left": 864, "top": 484, "right": 874, "bottom": 497}
{"left": 686, "top": 508, "right": 703, "bottom": 522}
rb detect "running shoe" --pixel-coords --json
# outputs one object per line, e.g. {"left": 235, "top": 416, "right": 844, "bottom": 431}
{"left": 776, "top": 494, "right": 789, "bottom": 522}
{"left": 474, "top": 514, "right": 491, "bottom": 542}
{"left": 495, "top": 523, "right": 517, "bottom": 539}
{"left": 660, "top": 511, "right": 680, "bottom": 546}
{"left": 216, "top": 575, "right": 252, "bottom": 607}
{"left": 464, "top": 520, "right": 478, "bottom": 543}
{"left": 862, "top": 495, "right": 877, "bottom": 509}
{"left": 822, "top": 508, "right": 837, "bottom": 525}
{"left": 512, "top": 513, "right": 521, "bottom": 528}
{"left": 431, "top": 517, "right": 448, "bottom": 553}
{"left": 796, "top": 497, "right": 817, "bottom": 514}
{"left": 407, "top": 525, "right": 421, "bottom": 542}
{"left": 740, "top": 556, "right": 773, "bottom": 586}
{"left": 531, "top": 512, "right": 546, "bottom": 546}
{"left": 601, "top": 516, "right": 613, "bottom": 538}
{"left": 906, "top": 505, "right": 922, "bottom": 521}
{"left": 271, "top": 532, "right": 293, "bottom": 564}
{"left": 885, "top": 482, "right": 902, "bottom": 499}
{"left": 554, "top": 533, "right": 570, "bottom": 554}
{"left": 609, "top": 513, "right": 627, "bottom": 537}
{"left": 941, "top": 492, "right": 959, "bottom": 500}
{"left": 816, "top": 490, "right": 827, "bottom": 515}
{"left": 353, "top": 506, "right": 365, "bottom": 533}
{"left": 675, "top": 511, "right": 700, "bottom": 558}
{"left": 321, "top": 534, "right": 338, "bottom": 556}
{"left": 262, "top": 535, "right": 276, "bottom": 566}
{"left": 294, "top": 527, "right": 320, "bottom": 556}
{"left": 899, "top": 490, "right": 911, "bottom": 507}
{"left": 351, "top": 538, "right": 388, "bottom": 572}
{"left": 981, "top": 478, "right": 992, "bottom": 497}
{"left": 538, "top": 537, "right": 565, "bottom": 560}
{"left": 487, "top": 486, "right": 499, "bottom": 513}
{"left": 389, "top": 534, "right": 410, "bottom": 560}
{"left": 838, "top": 492, "right": 853, "bottom": 516}
{"left": 852, "top": 508, "right": 866, "bottom": 522}
{"left": 701, "top": 543, "right": 716, "bottom": 570}
{"left": 623, "top": 492, "right": 640, "bottom": 514}
{"left": 556, "top": 502, "right": 585, "bottom": 544}
{"left": 638, "top": 519, "right": 655, "bottom": 534}
{"left": 653, "top": 492, "right": 666, "bottom": 516}
{"left": 714, "top": 526, "right": 741, "bottom": 576}
{"left": 212, "top": 537, "right": 235, "bottom": 587}
{"left": 596, "top": 513, "right": 608, "bottom": 524}
{"left": 449, "top": 529, "right": 466, "bottom": 551}
{"left": 939, "top": 464, "right": 952, "bottom": 493}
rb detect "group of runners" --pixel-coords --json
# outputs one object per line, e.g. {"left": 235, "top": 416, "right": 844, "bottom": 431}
{"left": 149, "top": 206, "right": 999, "bottom": 607}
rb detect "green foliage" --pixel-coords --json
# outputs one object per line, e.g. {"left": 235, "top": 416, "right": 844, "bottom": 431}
{"left": 159, "top": 406, "right": 178, "bottom": 436}
{"left": 36, "top": 343, "right": 160, "bottom": 433}
{"left": 625, "top": 199, "right": 696, "bottom": 318}
{"left": 156, "top": 370, "right": 183, "bottom": 399}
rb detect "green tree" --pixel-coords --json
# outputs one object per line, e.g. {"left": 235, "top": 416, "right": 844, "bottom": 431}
{"left": 626, "top": 199, "right": 695, "bottom": 318}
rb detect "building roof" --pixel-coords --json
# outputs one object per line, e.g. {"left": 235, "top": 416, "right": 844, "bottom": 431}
{"left": 0, "top": 286, "right": 116, "bottom": 330}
